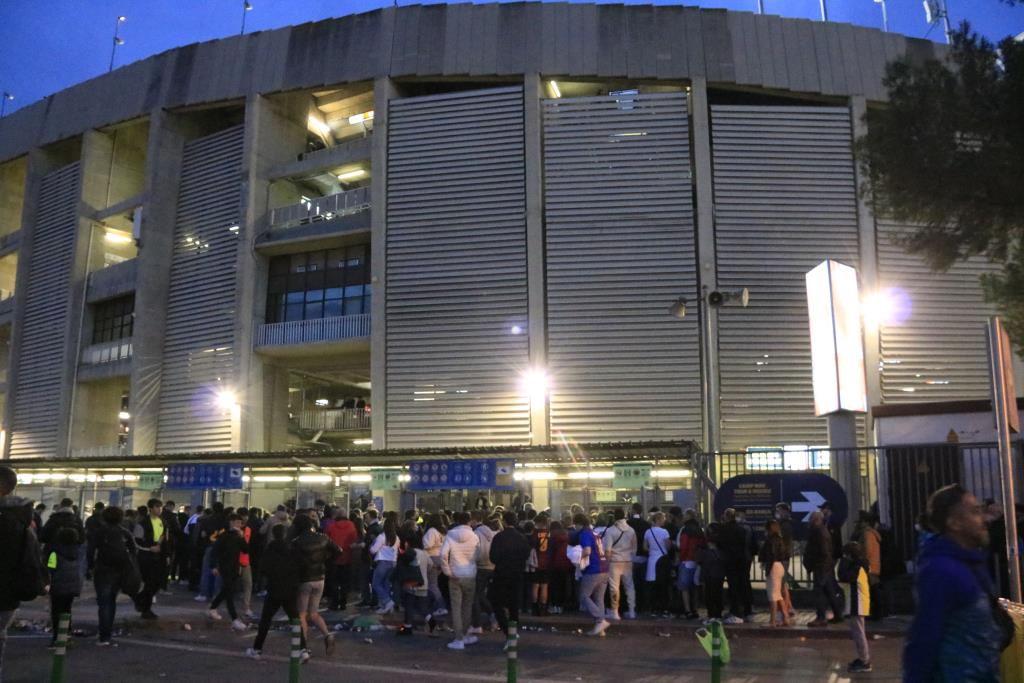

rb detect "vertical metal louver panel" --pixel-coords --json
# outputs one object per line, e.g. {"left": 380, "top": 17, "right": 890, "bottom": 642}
{"left": 155, "top": 125, "right": 243, "bottom": 454}
{"left": 542, "top": 93, "right": 701, "bottom": 443}
{"left": 877, "top": 220, "right": 998, "bottom": 403}
{"left": 711, "top": 106, "right": 860, "bottom": 451}
{"left": 10, "top": 162, "right": 80, "bottom": 458}
{"left": 385, "top": 87, "right": 530, "bottom": 448}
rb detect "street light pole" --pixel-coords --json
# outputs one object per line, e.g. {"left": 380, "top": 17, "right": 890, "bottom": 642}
{"left": 241, "top": 1, "right": 253, "bottom": 35}
{"left": 109, "top": 16, "right": 126, "bottom": 72}
{"left": 0, "top": 92, "right": 12, "bottom": 118}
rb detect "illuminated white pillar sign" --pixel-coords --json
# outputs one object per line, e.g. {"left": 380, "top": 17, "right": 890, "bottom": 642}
{"left": 805, "top": 260, "right": 868, "bottom": 416}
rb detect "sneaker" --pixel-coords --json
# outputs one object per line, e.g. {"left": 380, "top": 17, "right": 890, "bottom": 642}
{"left": 606, "top": 609, "right": 620, "bottom": 621}
{"left": 244, "top": 611, "right": 257, "bottom": 620}
{"left": 324, "top": 634, "right": 336, "bottom": 656}
{"left": 447, "top": 639, "right": 465, "bottom": 651}
{"left": 588, "top": 620, "right": 610, "bottom": 636}
{"left": 433, "top": 608, "right": 448, "bottom": 616}
{"left": 848, "top": 659, "right": 873, "bottom": 673}
{"left": 245, "top": 647, "right": 262, "bottom": 660}
{"left": 194, "top": 595, "right": 209, "bottom": 602}
{"left": 231, "top": 619, "right": 248, "bottom": 632}
{"left": 624, "top": 611, "right": 636, "bottom": 620}
{"left": 466, "top": 626, "right": 484, "bottom": 635}
{"left": 463, "top": 634, "right": 479, "bottom": 645}
{"left": 208, "top": 609, "right": 223, "bottom": 621}
{"left": 723, "top": 616, "right": 743, "bottom": 625}
{"left": 376, "top": 601, "right": 395, "bottom": 615}
{"left": 300, "top": 649, "right": 311, "bottom": 663}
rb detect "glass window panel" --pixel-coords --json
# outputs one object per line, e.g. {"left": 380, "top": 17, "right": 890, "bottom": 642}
{"left": 327, "top": 249, "right": 345, "bottom": 269}
{"left": 286, "top": 291, "right": 304, "bottom": 304}
{"left": 305, "top": 302, "right": 323, "bottom": 319}
{"left": 325, "top": 287, "right": 343, "bottom": 300}
{"left": 362, "top": 290, "right": 371, "bottom": 313}
{"left": 285, "top": 303, "right": 304, "bottom": 322}
{"left": 325, "top": 269, "right": 344, "bottom": 287}
{"left": 306, "top": 251, "right": 325, "bottom": 272}
{"left": 306, "top": 271, "right": 325, "bottom": 289}
{"left": 287, "top": 273, "right": 306, "bottom": 290}
{"left": 269, "top": 256, "right": 290, "bottom": 276}
{"left": 324, "top": 299, "right": 342, "bottom": 317}
{"left": 290, "top": 253, "right": 307, "bottom": 273}
{"left": 268, "top": 275, "right": 287, "bottom": 294}
{"left": 305, "top": 289, "right": 324, "bottom": 303}
{"left": 344, "top": 285, "right": 364, "bottom": 299}
{"left": 343, "top": 297, "right": 363, "bottom": 316}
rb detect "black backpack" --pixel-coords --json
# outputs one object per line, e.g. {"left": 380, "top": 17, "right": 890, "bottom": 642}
{"left": 0, "top": 507, "right": 45, "bottom": 602}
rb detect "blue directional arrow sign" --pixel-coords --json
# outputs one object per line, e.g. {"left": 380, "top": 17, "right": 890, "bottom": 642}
{"left": 713, "top": 472, "right": 847, "bottom": 540}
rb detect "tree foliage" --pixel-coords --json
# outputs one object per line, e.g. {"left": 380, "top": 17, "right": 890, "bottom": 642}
{"left": 856, "top": 23, "right": 1024, "bottom": 350}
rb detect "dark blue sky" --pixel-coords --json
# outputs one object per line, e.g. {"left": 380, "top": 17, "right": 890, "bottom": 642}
{"left": 1, "top": 0, "right": 1021, "bottom": 116}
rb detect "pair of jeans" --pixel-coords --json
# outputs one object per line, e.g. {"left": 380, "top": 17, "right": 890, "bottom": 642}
{"left": 448, "top": 575, "right": 476, "bottom": 638}
{"left": 579, "top": 571, "right": 608, "bottom": 620}
{"left": 427, "top": 556, "right": 445, "bottom": 612}
{"left": 0, "top": 609, "right": 16, "bottom": 682}
{"left": 95, "top": 579, "right": 119, "bottom": 642}
{"left": 49, "top": 594, "right": 75, "bottom": 644}
{"left": 607, "top": 561, "right": 635, "bottom": 615}
{"left": 200, "top": 546, "right": 220, "bottom": 597}
{"left": 253, "top": 591, "right": 304, "bottom": 652}
{"left": 813, "top": 569, "right": 844, "bottom": 621}
{"left": 328, "top": 564, "right": 352, "bottom": 609}
{"left": 372, "top": 560, "right": 396, "bottom": 607}
{"left": 472, "top": 568, "right": 494, "bottom": 627}
{"left": 210, "top": 574, "right": 240, "bottom": 620}
{"left": 238, "top": 565, "right": 253, "bottom": 615}
{"left": 849, "top": 614, "right": 870, "bottom": 662}
{"left": 489, "top": 573, "right": 522, "bottom": 636}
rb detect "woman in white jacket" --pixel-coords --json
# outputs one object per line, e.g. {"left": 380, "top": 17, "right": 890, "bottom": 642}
{"left": 440, "top": 512, "right": 479, "bottom": 650}
{"left": 421, "top": 514, "right": 448, "bottom": 615}
{"left": 370, "top": 518, "right": 401, "bottom": 613}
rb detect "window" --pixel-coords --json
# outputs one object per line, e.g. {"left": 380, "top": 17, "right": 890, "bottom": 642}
{"left": 92, "top": 295, "right": 135, "bottom": 344}
{"left": 266, "top": 245, "right": 370, "bottom": 323}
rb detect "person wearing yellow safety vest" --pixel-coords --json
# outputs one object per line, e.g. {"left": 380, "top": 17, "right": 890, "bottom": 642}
{"left": 43, "top": 526, "right": 84, "bottom": 647}
{"left": 134, "top": 498, "right": 167, "bottom": 620}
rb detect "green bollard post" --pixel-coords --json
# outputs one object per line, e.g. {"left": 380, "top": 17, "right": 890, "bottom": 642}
{"left": 289, "top": 618, "right": 302, "bottom": 683}
{"left": 50, "top": 612, "right": 71, "bottom": 683}
{"left": 710, "top": 619, "right": 722, "bottom": 683}
{"left": 506, "top": 620, "right": 518, "bottom": 683}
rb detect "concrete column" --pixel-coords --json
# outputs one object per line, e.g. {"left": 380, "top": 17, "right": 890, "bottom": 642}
{"left": 128, "top": 111, "right": 192, "bottom": 455}
{"left": 828, "top": 412, "right": 862, "bottom": 538}
{"left": 690, "top": 78, "right": 721, "bottom": 457}
{"left": 3, "top": 148, "right": 57, "bottom": 458}
{"left": 63, "top": 130, "right": 115, "bottom": 456}
{"left": 523, "top": 74, "right": 549, "bottom": 446}
{"left": 850, "top": 97, "right": 881, "bottom": 441}
{"left": 370, "top": 78, "right": 398, "bottom": 449}
{"left": 234, "top": 93, "right": 308, "bottom": 453}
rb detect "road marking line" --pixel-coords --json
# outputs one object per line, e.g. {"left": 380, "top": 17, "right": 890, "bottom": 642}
{"left": 118, "top": 636, "right": 565, "bottom": 682}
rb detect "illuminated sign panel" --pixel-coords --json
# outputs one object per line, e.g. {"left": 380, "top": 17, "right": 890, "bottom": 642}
{"left": 806, "top": 260, "right": 868, "bottom": 416}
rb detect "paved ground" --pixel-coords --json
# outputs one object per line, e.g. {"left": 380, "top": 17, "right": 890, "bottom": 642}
{"left": 4, "top": 585, "right": 907, "bottom": 681}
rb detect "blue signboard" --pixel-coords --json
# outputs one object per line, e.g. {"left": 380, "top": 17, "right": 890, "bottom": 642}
{"left": 166, "top": 463, "right": 245, "bottom": 490}
{"left": 713, "top": 472, "right": 847, "bottom": 540}
{"left": 408, "top": 459, "right": 513, "bottom": 491}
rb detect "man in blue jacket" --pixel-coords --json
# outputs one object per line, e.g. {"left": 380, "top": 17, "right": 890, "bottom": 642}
{"left": 903, "top": 484, "right": 1003, "bottom": 682}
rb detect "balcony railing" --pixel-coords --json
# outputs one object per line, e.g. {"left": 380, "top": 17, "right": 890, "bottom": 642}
{"left": 70, "top": 444, "right": 128, "bottom": 459}
{"left": 298, "top": 408, "right": 371, "bottom": 432}
{"left": 269, "top": 186, "right": 371, "bottom": 231}
{"left": 81, "top": 338, "right": 133, "bottom": 365}
{"left": 256, "top": 314, "right": 370, "bottom": 347}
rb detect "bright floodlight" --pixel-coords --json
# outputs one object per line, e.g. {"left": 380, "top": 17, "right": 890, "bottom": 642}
{"left": 519, "top": 369, "right": 549, "bottom": 403}
{"left": 862, "top": 287, "right": 911, "bottom": 330}
{"left": 215, "top": 390, "right": 237, "bottom": 411}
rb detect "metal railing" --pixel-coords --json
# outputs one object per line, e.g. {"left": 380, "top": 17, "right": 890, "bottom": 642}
{"left": 70, "top": 444, "right": 128, "bottom": 459}
{"left": 269, "top": 186, "right": 371, "bottom": 231}
{"left": 298, "top": 408, "right": 371, "bottom": 432}
{"left": 255, "top": 314, "right": 370, "bottom": 347}
{"left": 80, "top": 338, "right": 133, "bottom": 365}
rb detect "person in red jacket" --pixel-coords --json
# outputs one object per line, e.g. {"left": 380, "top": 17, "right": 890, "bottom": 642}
{"left": 675, "top": 512, "right": 705, "bottom": 619}
{"left": 325, "top": 509, "right": 358, "bottom": 610}
{"left": 548, "top": 520, "right": 574, "bottom": 614}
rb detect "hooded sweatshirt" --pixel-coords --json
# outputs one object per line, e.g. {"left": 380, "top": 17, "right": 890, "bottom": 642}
{"left": 44, "top": 542, "right": 84, "bottom": 596}
{"left": 440, "top": 524, "right": 479, "bottom": 579}
{"left": 903, "top": 534, "right": 1003, "bottom": 683}
{"left": 475, "top": 524, "right": 496, "bottom": 571}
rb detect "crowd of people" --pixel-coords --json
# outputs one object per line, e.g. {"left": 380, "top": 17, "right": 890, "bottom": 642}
{"left": 0, "top": 462, "right": 1016, "bottom": 681}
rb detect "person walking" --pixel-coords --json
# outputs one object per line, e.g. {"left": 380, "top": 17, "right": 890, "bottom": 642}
{"left": 39, "top": 497, "right": 85, "bottom": 546}
{"left": 604, "top": 508, "right": 637, "bottom": 620}
{"left": 696, "top": 523, "right": 727, "bottom": 623}
{"left": 247, "top": 524, "right": 306, "bottom": 660}
{"left": 805, "top": 511, "right": 844, "bottom": 627}
{"left": 135, "top": 498, "right": 168, "bottom": 620}
{"left": 207, "top": 513, "right": 250, "bottom": 631}
{"left": 370, "top": 517, "right": 401, "bottom": 614}
{"left": 292, "top": 514, "right": 340, "bottom": 659}
{"left": 676, "top": 512, "right": 704, "bottom": 620}
{"left": 574, "top": 513, "right": 610, "bottom": 636}
{"left": 470, "top": 512, "right": 497, "bottom": 633}
{"left": 528, "top": 514, "right": 553, "bottom": 616}
{"left": 43, "top": 527, "right": 85, "bottom": 647}
{"left": 84, "top": 502, "right": 106, "bottom": 580}
{"left": 91, "top": 505, "right": 138, "bottom": 647}
{"left": 421, "top": 513, "right": 448, "bottom": 616}
{"left": 325, "top": 509, "right": 357, "bottom": 610}
{"left": 395, "top": 533, "right": 436, "bottom": 637}
{"left": 904, "top": 484, "right": 1008, "bottom": 681}
{"left": 837, "top": 542, "right": 872, "bottom": 673}
{"left": 759, "top": 519, "right": 790, "bottom": 627}
{"left": 490, "top": 511, "right": 531, "bottom": 644}
{"left": 440, "top": 511, "right": 479, "bottom": 650}
{"left": 0, "top": 465, "right": 45, "bottom": 677}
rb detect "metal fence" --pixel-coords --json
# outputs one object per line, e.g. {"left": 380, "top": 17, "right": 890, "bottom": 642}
{"left": 269, "top": 186, "right": 371, "bottom": 231}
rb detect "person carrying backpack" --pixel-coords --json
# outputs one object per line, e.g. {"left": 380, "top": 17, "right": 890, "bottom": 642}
{"left": 0, "top": 465, "right": 45, "bottom": 678}
{"left": 43, "top": 527, "right": 84, "bottom": 647}
{"left": 837, "top": 541, "right": 872, "bottom": 673}
{"left": 91, "top": 505, "right": 140, "bottom": 646}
